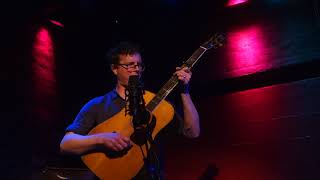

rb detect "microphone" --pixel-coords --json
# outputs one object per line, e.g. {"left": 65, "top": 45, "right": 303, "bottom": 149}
{"left": 125, "top": 75, "right": 147, "bottom": 127}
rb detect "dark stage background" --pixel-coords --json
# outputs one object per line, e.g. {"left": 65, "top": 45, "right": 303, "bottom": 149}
{"left": 3, "top": 0, "right": 320, "bottom": 179}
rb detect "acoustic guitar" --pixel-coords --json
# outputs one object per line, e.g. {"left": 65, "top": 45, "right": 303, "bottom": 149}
{"left": 81, "top": 34, "right": 225, "bottom": 180}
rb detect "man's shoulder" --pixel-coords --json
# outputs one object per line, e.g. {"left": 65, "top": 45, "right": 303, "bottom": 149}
{"left": 84, "top": 90, "right": 116, "bottom": 106}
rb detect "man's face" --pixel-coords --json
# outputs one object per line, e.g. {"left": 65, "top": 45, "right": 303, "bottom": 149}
{"left": 111, "top": 53, "right": 143, "bottom": 86}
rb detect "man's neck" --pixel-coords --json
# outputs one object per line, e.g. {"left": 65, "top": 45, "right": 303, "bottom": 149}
{"left": 115, "top": 83, "right": 126, "bottom": 99}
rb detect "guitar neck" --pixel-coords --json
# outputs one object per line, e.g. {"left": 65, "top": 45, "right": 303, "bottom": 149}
{"left": 146, "top": 46, "right": 208, "bottom": 112}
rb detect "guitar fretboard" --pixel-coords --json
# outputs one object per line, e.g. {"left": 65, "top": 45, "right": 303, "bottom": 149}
{"left": 146, "top": 46, "right": 208, "bottom": 112}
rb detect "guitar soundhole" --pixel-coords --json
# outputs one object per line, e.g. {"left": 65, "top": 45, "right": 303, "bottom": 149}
{"left": 130, "top": 115, "right": 156, "bottom": 146}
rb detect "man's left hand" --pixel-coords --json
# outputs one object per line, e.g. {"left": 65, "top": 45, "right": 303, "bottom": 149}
{"left": 175, "top": 67, "right": 192, "bottom": 85}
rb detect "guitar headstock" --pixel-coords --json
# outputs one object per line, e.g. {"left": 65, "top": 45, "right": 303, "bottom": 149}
{"left": 201, "top": 33, "right": 226, "bottom": 49}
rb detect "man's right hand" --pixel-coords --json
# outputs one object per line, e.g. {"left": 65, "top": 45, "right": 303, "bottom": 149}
{"left": 95, "top": 132, "right": 132, "bottom": 151}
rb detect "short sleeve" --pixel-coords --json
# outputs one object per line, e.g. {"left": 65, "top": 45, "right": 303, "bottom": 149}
{"left": 66, "top": 98, "right": 101, "bottom": 135}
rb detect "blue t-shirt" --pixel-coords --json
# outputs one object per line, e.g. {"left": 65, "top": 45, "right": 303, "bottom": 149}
{"left": 66, "top": 89, "right": 126, "bottom": 135}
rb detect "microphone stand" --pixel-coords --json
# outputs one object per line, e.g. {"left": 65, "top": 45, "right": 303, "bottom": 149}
{"left": 126, "top": 76, "right": 161, "bottom": 180}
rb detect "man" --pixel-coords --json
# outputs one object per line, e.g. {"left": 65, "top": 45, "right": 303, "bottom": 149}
{"left": 60, "top": 42, "right": 200, "bottom": 179}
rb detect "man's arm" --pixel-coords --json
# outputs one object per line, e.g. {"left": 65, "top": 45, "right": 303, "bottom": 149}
{"left": 180, "top": 93, "right": 200, "bottom": 138}
{"left": 175, "top": 67, "right": 200, "bottom": 138}
{"left": 60, "top": 132, "right": 132, "bottom": 155}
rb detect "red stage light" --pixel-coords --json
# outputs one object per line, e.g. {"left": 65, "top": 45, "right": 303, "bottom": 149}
{"left": 32, "top": 27, "right": 57, "bottom": 121}
{"left": 49, "top": 19, "right": 64, "bottom": 27}
{"left": 227, "top": 0, "right": 248, "bottom": 7}
{"left": 226, "top": 25, "right": 274, "bottom": 77}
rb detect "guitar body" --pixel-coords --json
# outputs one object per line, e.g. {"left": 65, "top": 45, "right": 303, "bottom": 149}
{"left": 81, "top": 91, "right": 174, "bottom": 180}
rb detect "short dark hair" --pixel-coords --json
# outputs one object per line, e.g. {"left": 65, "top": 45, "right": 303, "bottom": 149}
{"left": 106, "top": 41, "right": 141, "bottom": 65}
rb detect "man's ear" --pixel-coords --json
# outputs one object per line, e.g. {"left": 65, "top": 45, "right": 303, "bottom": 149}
{"left": 111, "top": 64, "right": 118, "bottom": 75}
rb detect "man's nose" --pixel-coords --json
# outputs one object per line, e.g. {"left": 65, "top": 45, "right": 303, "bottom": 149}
{"left": 131, "top": 64, "right": 141, "bottom": 72}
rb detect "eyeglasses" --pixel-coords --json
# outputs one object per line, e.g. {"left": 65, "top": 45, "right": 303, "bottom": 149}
{"left": 115, "top": 62, "right": 145, "bottom": 71}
